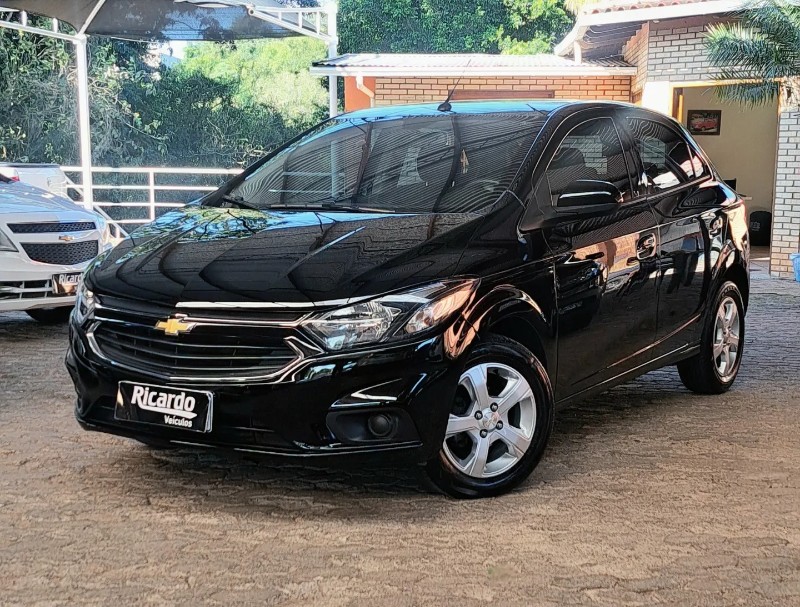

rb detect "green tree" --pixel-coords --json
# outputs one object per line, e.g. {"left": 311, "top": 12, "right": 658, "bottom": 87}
{"left": 338, "top": 0, "right": 573, "bottom": 54}
{"left": 0, "top": 20, "right": 156, "bottom": 165}
{"left": 705, "top": 0, "right": 800, "bottom": 106}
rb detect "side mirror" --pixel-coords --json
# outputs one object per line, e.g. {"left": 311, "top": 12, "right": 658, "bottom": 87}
{"left": 556, "top": 180, "right": 622, "bottom": 214}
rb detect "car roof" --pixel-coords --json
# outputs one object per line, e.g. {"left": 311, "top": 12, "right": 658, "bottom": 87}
{"left": 341, "top": 100, "right": 567, "bottom": 121}
{"left": 339, "top": 100, "right": 639, "bottom": 121}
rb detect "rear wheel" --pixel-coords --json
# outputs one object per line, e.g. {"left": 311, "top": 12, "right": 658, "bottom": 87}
{"left": 677, "top": 281, "right": 745, "bottom": 394}
{"left": 424, "top": 335, "right": 554, "bottom": 499}
{"left": 26, "top": 307, "right": 72, "bottom": 324}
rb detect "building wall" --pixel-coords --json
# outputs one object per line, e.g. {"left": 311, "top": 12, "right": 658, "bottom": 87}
{"left": 681, "top": 86, "right": 778, "bottom": 216}
{"left": 647, "top": 17, "right": 721, "bottom": 82}
{"left": 622, "top": 22, "right": 649, "bottom": 99}
{"left": 628, "top": 15, "right": 798, "bottom": 276}
{"left": 372, "top": 76, "right": 632, "bottom": 106}
{"left": 772, "top": 108, "right": 800, "bottom": 277}
{"left": 344, "top": 76, "right": 376, "bottom": 112}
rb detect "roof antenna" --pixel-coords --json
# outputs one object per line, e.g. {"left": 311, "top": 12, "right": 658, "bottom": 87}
{"left": 437, "top": 59, "right": 472, "bottom": 112}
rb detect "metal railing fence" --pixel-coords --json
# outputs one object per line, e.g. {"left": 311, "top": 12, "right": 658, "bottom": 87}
{"left": 61, "top": 166, "right": 243, "bottom": 229}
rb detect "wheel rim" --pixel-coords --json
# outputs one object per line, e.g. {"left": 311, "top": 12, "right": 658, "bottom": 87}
{"left": 443, "top": 362, "right": 536, "bottom": 479}
{"left": 713, "top": 295, "right": 741, "bottom": 381}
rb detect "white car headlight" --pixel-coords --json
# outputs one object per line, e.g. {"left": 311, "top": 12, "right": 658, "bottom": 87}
{"left": 303, "top": 279, "right": 478, "bottom": 351}
{"left": 0, "top": 228, "right": 17, "bottom": 252}
{"left": 73, "top": 281, "right": 95, "bottom": 324}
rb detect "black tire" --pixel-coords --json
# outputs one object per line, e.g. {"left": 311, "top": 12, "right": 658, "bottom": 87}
{"left": 26, "top": 307, "right": 72, "bottom": 324}
{"left": 677, "top": 280, "right": 745, "bottom": 394}
{"left": 423, "top": 334, "right": 554, "bottom": 499}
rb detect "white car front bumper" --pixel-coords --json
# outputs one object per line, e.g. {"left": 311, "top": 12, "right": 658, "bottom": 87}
{"left": 0, "top": 252, "right": 89, "bottom": 312}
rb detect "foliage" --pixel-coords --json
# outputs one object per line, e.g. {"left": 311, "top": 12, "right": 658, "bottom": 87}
{"left": 0, "top": 22, "right": 153, "bottom": 165}
{"left": 338, "top": 0, "right": 573, "bottom": 54}
{"left": 177, "top": 38, "right": 328, "bottom": 124}
{"left": 706, "top": 0, "right": 800, "bottom": 106}
{"left": 0, "top": 1, "right": 574, "bottom": 169}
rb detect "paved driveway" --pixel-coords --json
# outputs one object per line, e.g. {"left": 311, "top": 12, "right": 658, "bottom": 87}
{"left": 1, "top": 280, "right": 799, "bottom": 606}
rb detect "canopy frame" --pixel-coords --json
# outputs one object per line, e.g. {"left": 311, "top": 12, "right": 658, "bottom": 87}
{"left": 0, "top": 2, "right": 339, "bottom": 209}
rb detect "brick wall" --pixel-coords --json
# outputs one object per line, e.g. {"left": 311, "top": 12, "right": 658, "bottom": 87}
{"left": 647, "top": 17, "right": 719, "bottom": 81}
{"left": 373, "top": 76, "right": 632, "bottom": 106}
{"left": 622, "top": 22, "right": 649, "bottom": 97}
{"left": 772, "top": 108, "right": 800, "bottom": 277}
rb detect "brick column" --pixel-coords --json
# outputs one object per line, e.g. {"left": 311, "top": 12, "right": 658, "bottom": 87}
{"left": 771, "top": 107, "right": 800, "bottom": 278}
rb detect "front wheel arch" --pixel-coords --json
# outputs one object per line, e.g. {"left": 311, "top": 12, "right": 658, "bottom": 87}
{"left": 459, "top": 285, "right": 555, "bottom": 374}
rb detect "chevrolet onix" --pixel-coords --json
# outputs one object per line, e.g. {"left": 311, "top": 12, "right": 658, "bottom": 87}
{"left": 67, "top": 101, "right": 749, "bottom": 498}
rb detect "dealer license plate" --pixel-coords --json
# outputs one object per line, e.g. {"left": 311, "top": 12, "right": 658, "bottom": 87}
{"left": 52, "top": 272, "right": 82, "bottom": 295}
{"left": 114, "top": 381, "right": 213, "bottom": 433}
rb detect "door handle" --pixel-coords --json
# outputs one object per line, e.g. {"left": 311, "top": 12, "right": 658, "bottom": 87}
{"left": 636, "top": 233, "right": 657, "bottom": 260}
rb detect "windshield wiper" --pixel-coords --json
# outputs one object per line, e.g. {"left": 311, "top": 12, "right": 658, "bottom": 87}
{"left": 264, "top": 195, "right": 392, "bottom": 214}
{"left": 213, "top": 194, "right": 262, "bottom": 211}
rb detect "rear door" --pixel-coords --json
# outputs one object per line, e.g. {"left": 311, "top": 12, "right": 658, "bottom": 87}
{"left": 624, "top": 116, "right": 718, "bottom": 354}
{"left": 535, "top": 111, "right": 660, "bottom": 400}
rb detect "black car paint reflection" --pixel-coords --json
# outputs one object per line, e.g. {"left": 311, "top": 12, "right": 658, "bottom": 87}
{"left": 68, "top": 100, "right": 749, "bottom": 462}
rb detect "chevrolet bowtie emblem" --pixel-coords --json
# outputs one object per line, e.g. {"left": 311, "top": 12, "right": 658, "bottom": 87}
{"left": 155, "top": 316, "right": 197, "bottom": 336}
{"left": 58, "top": 234, "right": 75, "bottom": 242}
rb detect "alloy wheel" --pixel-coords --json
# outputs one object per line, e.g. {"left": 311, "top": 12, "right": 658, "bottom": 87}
{"left": 713, "top": 295, "right": 741, "bottom": 380}
{"left": 443, "top": 362, "right": 536, "bottom": 479}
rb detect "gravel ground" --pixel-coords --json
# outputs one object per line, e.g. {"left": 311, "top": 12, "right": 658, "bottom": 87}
{"left": 1, "top": 280, "right": 799, "bottom": 606}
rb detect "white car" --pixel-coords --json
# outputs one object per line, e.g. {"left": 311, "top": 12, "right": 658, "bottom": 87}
{"left": 0, "top": 173, "right": 117, "bottom": 323}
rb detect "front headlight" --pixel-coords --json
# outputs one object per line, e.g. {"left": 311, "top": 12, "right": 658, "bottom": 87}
{"left": 0, "top": 228, "right": 17, "bottom": 252}
{"left": 73, "top": 281, "right": 95, "bottom": 324}
{"left": 303, "top": 279, "right": 478, "bottom": 351}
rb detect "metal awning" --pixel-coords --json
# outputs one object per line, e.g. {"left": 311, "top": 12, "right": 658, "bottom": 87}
{"left": 0, "top": 0, "right": 338, "bottom": 206}
{"left": 311, "top": 53, "right": 637, "bottom": 78}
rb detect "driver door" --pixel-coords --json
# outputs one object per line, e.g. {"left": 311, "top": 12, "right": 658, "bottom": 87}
{"left": 539, "top": 113, "right": 661, "bottom": 400}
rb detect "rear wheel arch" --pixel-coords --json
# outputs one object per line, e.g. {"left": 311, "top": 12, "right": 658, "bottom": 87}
{"left": 722, "top": 262, "right": 749, "bottom": 311}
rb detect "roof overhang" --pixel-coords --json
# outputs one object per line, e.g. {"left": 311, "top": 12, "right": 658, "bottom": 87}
{"left": 554, "top": 0, "right": 749, "bottom": 57}
{"left": 311, "top": 54, "right": 637, "bottom": 78}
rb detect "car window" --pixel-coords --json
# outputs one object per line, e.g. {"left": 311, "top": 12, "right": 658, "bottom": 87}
{"left": 231, "top": 113, "right": 548, "bottom": 214}
{"left": 627, "top": 118, "right": 695, "bottom": 191}
{"left": 690, "top": 149, "right": 710, "bottom": 180}
{"left": 545, "top": 117, "right": 632, "bottom": 207}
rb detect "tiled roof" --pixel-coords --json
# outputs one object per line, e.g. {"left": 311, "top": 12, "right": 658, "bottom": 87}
{"left": 583, "top": 0, "right": 711, "bottom": 14}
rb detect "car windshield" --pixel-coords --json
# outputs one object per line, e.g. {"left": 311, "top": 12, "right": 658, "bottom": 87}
{"left": 225, "top": 112, "right": 548, "bottom": 214}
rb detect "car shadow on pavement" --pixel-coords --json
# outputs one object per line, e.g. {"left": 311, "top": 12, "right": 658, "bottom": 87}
{"left": 100, "top": 368, "right": 704, "bottom": 519}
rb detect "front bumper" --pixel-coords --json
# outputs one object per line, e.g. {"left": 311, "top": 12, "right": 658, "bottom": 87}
{"left": 66, "top": 319, "right": 463, "bottom": 463}
{"left": 0, "top": 258, "right": 82, "bottom": 312}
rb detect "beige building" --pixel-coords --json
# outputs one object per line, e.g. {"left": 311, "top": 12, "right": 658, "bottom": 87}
{"left": 311, "top": 0, "right": 798, "bottom": 278}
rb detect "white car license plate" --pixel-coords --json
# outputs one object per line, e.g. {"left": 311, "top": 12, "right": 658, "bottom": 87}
{"left": 52, "top": 272, "right": 82, "bottom": 295}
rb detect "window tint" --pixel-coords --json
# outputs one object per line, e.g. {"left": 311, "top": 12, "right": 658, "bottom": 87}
{"left": 627, "top": 118, "right": 695, "bottom": 191}
{"left": 546, "top": 117, "right": 632, "bottom": 206}
{"left": 690, "top": 149, "right": 710, "bottom": 180}
{"left": 231, "top": 113, "right": 547, "bottom": 214}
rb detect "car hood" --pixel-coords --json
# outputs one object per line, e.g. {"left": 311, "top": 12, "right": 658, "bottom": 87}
{"left": 89, "top": 206, "right": 482, "bottom": 306}
{"left": 0, "top": 182, "right": 92, "bottom": 217}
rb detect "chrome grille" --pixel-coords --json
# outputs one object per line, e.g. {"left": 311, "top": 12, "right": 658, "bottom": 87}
{"left": 89, "top": 297, "right": 312, "bottom": 381}
{"left": 8, "top": 221, "right": 96, "bottom": 233}
{"left": 22, "top": 241, "right": 99, "bottom": 265}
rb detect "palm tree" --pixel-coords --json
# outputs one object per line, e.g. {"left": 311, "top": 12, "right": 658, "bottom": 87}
{"left": 705, "top": 0, "right": 800, "bottom": 106}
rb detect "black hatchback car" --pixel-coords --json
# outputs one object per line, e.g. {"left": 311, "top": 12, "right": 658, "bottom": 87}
{"left": 67, "top": 101, "right": 749, "bottom": 498}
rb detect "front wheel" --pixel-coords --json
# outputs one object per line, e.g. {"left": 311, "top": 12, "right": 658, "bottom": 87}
{"left": 677, "top": 280, "right": 745, "bottom": 394}
{"left": 26, "top": 307, "right": 72, "bottom": 324}
{"left": 424, "top": 335, "right": 554, "bottom": 499}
